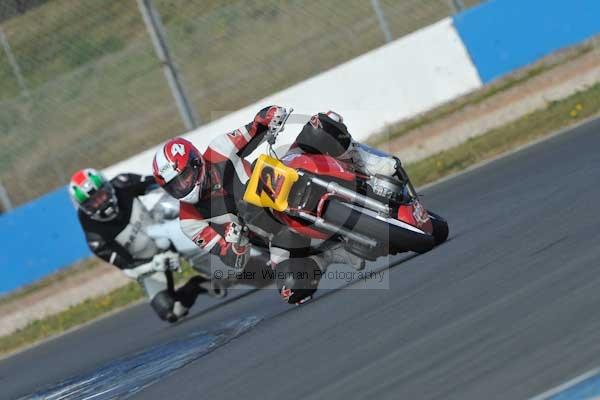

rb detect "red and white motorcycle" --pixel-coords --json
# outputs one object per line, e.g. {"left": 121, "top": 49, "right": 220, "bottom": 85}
{"left": 243, "top": 110, "right": 449, "bottom": 303}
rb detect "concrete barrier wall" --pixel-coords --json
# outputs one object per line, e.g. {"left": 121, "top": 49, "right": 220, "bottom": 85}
{"left": 454, "top": 0, "right": 600, "bottom": 83}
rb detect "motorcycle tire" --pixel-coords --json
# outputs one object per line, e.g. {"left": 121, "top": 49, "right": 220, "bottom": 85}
{"left": 322, "top": 200, "right": 436, "bottom": 255}
{"left": 428, "top": 211, "right": 449, "bottom": 246}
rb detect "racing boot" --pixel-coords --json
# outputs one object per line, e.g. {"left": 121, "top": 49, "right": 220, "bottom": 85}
{"left": 298, "top": 110, "right": 399, "bottom": 177}
{"left": 172, "top": 301, "right": 189, "bottom": 319}
{"left": 339, "top": 141, "right": 400, "bottom": 178}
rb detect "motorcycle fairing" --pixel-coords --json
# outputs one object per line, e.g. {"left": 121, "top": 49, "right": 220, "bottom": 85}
{"left": 397, "top": 200, "right": 433, "bottom": 234}
{"left": 282, "top": 153, "right": 357, "bottom": 182}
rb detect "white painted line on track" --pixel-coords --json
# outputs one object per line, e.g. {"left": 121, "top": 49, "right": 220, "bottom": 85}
{"left": 529, "top": 367, "right": 600, "bottom": 400}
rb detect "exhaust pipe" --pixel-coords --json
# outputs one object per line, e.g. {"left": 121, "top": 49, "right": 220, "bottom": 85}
{"left": 303, "top": 173, "right": 390, "bottom": 215}
{"left": 295, "top": 211, "right": 378, "bottom": 248}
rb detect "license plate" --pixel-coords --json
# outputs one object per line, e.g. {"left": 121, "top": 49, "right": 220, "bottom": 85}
{"left": 243, "top": 155, "right": 299, "bottom": 212}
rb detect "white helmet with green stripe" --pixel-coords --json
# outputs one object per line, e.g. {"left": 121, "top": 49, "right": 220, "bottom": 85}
{"left": 69, "top": 168, "right": 119, "bottom": 221}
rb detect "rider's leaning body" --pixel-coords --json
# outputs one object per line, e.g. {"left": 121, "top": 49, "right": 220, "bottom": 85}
{"left": 152, "top": 106, "right": 400, "bottom": 303}
{"left": 70, "top": 169, "right": 205, "bottom": 322}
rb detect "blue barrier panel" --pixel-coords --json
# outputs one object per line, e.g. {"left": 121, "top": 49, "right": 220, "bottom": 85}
{"left": 0, "top": 186, "right": 91, "bottom": 294}
{"left": 454, "top": 0, "right": 600, "bottom": 83}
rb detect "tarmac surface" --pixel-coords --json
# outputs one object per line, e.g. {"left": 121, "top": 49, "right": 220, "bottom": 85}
{"left": 2, "top": 117, "right": 600, "bottom": 399}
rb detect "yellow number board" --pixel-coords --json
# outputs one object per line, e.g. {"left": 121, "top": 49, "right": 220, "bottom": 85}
{"left": 243, "top": 155, "right": 299, "bottom": 212}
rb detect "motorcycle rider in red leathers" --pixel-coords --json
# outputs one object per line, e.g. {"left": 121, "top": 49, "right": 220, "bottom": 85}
{"left": 152, "top": 106, "right": 400, "bottom": 304}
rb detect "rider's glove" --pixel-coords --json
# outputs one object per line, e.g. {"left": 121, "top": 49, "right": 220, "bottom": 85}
{"left": 254, "top": 106, "right": 289, "bottom": 133}
{"left": 122, "top": 251, "right": 181, "bottom": 280}
{"left": 164, "top": 251, "right": 181, "bottom": 272}
{"left": 266, "top": 106, "right": 290, "bottom": 134}
{"left": 151, "top": 251, "right": 181, "bottom": 273}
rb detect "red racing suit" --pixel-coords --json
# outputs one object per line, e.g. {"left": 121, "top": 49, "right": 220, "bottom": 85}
{"left": 179, "top": 106, "right": 361, "bottom": 272}
{"left": 179, "top": 106, "right": 282, "bottom": 269}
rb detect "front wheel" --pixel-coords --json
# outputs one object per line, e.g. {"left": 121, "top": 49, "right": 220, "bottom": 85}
{"left": 428, "top": 211, "right": 449, "bottom": 246}
{"left": 322, "top": 200, "right": 436, "bottom": 255}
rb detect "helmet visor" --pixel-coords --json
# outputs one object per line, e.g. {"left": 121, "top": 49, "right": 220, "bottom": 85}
{"left": 81, "top": 185, "right": 116, "bottom": 216}
{"left": 163, "top": 164, "right": 200, "bottom": 199}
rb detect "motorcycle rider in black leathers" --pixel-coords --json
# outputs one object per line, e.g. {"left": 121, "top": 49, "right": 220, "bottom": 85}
{"left": 69, "top": 168, "right": 206, "bottom": 323}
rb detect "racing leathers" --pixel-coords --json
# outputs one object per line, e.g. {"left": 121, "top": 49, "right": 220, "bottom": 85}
{"left": 178, "top": 106, "right": 282, "bottom": 272}
{"left": 78, "top": 173, "right": 204, "bottom": 322}
{"left": 178, "top": 106, "right": 401, "bottom": 302}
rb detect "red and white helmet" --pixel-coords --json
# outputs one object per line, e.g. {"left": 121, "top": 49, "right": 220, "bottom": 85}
{"left": 152, "top": 137, "right": 206, "bottom": 204}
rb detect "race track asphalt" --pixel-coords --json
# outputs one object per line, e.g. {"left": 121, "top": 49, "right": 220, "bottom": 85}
{"left": 2, "top": 117, "right": 600, "bottom": 400}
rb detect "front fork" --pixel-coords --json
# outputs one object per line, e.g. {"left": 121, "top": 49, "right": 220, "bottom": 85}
{"left": 394, "top": 164, "right": 419, "bottom": 200}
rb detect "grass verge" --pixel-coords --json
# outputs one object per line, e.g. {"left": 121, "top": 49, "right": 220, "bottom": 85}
{"left": 2, "top": 81, "right": 600, "bottom": 357}
{"left": 0, "top": 261, "right": 197, "bottom": 357}
{"left": 406, "top": 82, "right": 600, "bottom": 186}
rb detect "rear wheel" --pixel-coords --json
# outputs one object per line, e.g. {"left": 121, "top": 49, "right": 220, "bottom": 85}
{"left": 322, "top": 200, "right": 435, "bottom": 256}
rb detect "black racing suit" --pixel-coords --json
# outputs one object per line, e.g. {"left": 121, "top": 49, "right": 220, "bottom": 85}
{"left": 78, "top": 173, "right": 204, "bottom": 322}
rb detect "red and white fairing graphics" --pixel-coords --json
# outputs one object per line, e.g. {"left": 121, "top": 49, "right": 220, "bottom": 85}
{"left": 280, "top": 152, "right": 434, "bottom": 238}
{"left": 397, "top": 200, "right": 433, "bottom": 234}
